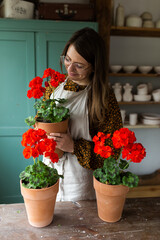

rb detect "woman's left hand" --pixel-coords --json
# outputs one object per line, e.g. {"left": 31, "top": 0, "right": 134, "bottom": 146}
{"left": 49, "top": 131, "right": 74, "bottom": 153}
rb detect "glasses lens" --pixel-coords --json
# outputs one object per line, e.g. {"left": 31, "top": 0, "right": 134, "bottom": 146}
{"left": 60, "top": 55, "right": 90, "bottom": 73}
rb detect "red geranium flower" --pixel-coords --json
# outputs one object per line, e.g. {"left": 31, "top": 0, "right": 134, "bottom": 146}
{"left": 93, "top": 128, "right": 146, "bottom": 166}
{"left": 21, "top": 128, "right": 58, "bottom": 165}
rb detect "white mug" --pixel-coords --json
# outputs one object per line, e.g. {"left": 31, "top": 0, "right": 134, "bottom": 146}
{"left": 129, "top": 113, "right": 138, "bottom": 126}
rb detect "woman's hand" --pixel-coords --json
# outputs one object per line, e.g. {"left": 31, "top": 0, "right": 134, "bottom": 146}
{"left": 49, "top": 131, "right": 74, "bottom": 153}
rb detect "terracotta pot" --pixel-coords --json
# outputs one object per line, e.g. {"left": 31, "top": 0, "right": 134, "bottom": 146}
{"left": 35, "top": 119, "right": 68, "bottom": 158}
{"left": 93, "top": 176, "right": 129, "bottom": 223}
{"left": 20, "top": 180, "right": 59, "bottom": 228}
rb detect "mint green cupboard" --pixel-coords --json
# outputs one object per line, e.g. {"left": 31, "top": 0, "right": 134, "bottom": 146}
{"left": 0, "top": 19, "right": 98, "bottom": 203}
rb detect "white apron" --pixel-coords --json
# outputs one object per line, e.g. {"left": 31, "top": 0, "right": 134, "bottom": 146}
{"left": 43, "top": 80, "right": 95, "bottom": 201}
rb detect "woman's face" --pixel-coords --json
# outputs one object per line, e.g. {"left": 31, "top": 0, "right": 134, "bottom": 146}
{"left": 64, "top": 44, "right": 92, "bottom": 85}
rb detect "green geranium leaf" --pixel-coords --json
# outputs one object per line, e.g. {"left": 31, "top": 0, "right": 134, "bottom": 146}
{"left": 25, "top": 116, "right": 36, "bottom": 126}
{"left": 19, "top": 162, "right": 63, "bottom": 189}
{"left": 122, "top": 172, "right": 139, "bottom": 188}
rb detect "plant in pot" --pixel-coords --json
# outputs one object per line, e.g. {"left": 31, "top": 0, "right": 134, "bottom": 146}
{"left": 92, "top": 127, "right": 146, "bottom": 223}
{"left": 19, "top": 127, "right": 63, "bottom": 228}
{"left": 25, "top": 68, "right": 70, "bottom": 157}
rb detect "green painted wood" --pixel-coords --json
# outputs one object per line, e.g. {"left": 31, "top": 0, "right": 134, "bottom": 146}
{"left": 35, "top": 22, "right": 98, "bottom": 76}
{"left": 0, "top": 19, "right": 98, "bottom": 33}
{"left": 0, "top": 19, "right": 98, "bottom": 203}
{"left": 0, "top": 31, "right": 35, "bottom": 203}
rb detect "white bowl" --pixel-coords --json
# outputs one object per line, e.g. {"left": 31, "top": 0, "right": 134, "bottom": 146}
{"left": 141, "top": 118, "right": 160, "bottom": 125}
{"left": 141, "top": 12, "right": 152, "bottom": 21}
{"left": 154, "top": 66, "right": 160, "bottom": 74}
{"left": 126, "top": 15, "right": 142, "bottom": 27}
{"left": 141, "top": 113, "right": 160, "bottom": 120}
{"left": 143, "top": 20, "right": 154, "bottom": 28}
{"left": 110, "top": 65, "right": 122, "bottom": 73}
{"left": 134, "top": 94, "right": 151, "bottom": 102}
{"left": 123, "top": 65, "right": 137, "bottom": 73}
{"left": 156, "top": 19, "right": 160, "bottom": 28}
{"left": 138, "top": 66, "right": 152, "bottom": 74}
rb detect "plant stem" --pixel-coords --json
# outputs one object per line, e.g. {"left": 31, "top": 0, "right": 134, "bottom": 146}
{"left": 117, "top": 148, "right": 122, "bottom": 162}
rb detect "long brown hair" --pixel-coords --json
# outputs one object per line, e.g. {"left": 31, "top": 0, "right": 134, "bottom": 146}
{"left": 61, "top": 27, "right": 109, "bottom": 126}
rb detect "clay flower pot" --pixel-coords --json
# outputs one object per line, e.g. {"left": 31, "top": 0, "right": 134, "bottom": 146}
{"left": 35, "top": 118, "right": 68, "bottom": 158}
{"left": 93, "top": 176, "right": 129, "bottom": 223}
{"left": 20, "top": 180, "right": 59, "bottom": 228}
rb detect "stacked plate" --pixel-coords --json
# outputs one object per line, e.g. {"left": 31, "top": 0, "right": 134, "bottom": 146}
{"left": 141, "top": 113, "right": 160, "bottom": 125}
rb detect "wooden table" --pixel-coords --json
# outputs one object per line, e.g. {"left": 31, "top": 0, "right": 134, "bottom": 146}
{"left": 0, "top": 198, "right": 160, "bottom": 240}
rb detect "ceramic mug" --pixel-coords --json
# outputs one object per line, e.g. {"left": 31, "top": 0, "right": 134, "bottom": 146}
{"left": 129, "top": 113, "right": 138, "bottom": 126}
{"left": 137, "top": 84, "right": 148, "bottom": 95}
{"left": 152, "top": 89, "right": 160, "bottom": 102}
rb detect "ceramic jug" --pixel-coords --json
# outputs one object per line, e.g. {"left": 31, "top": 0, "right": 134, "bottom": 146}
{"left": 115, "top": 4, "right": 125, "bottom": 27}
{"left": 112, "top": 83, "right": 122, "bottom": 102}
{"left": 123, "top": 83, "right": 133, "bottom": 102}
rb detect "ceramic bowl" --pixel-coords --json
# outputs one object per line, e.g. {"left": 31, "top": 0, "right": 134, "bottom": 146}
{"left": 152, "top": 89, "right": 160, "bottom": 102}
{"left": 138, "top": 66, "right": 152, "bottom": 74}
{"left": 123, "top": 65, "right": 137, "bottom": 73}
{"left": 143, "top": 20, "right": 154, "bottom": 28}
{"left": 126, "top": 15, "right": 142, "bottom": 27}
{"left": 110, "top": 65, "right": 122, "bottom": 73}
{"left": 134, "top": 94, "right": 151, "bottom": 102}
{"left": 141, "top": 118, "right": 160, "bottom": 125}
{"left": 153, "top": 66, "right": 160, "bottom": 74}
{"left": 156, "top": 19, "right": 160, "bottom": 28}
{"left": 141, "top": 12, "right": 152, "bottom": 21}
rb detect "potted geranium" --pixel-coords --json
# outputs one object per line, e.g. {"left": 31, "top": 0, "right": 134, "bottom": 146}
{"left": 19, "top": 127, "right": 63, "bottom": 228}
{"left": 93, "top": 128, "right": 146, "bottom": 223}
{"left": 25, "top": 68, "right": 70, "bottom": 157}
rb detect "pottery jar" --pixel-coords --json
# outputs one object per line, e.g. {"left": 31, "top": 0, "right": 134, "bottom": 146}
{"left": 115, "top": 4, "right": 125, "bottom": 27}
{"left": 126, "top": 15, "right": 142, "bottom": 27}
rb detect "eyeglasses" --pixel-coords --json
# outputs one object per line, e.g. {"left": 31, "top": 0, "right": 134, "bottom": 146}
{"left": 60, "top": 55, "right": 90, "bottom": 73}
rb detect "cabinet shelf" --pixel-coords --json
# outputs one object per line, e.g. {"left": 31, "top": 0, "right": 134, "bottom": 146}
{"left": 124, "top": 123, "right": 160, "bottom": 129}
{"left": 110, "top": 26, "right": 160, "bottom": 38}
{"left": 119, "top": 101, "right": 160, "bottom": 105}
{"left": 109, "top": 72, "right": 160, "bottom": 77}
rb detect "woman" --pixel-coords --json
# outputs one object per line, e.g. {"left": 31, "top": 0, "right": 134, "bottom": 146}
{"left": 44, "top": 27, "right": 122, "bottom": 201}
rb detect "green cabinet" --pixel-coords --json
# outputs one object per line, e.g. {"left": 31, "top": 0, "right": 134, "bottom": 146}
{"left": 0, "top": 19, "right": 98, "bottom": 203}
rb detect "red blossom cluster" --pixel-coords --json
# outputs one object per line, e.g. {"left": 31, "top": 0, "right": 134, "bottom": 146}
{"left": 27, "top": 77, "right": 45, "bottom": 99}
{"left": 27, "top": 68, "right": 66, "bottom": 99}
{"left": 21, "top": 128, "right": 59, "bottom": 164}
{"left": 42, "top": 68, "right": 66, "bottom": 88}
{"left": 93, "top": 128, "right": 146, "bottom": 163}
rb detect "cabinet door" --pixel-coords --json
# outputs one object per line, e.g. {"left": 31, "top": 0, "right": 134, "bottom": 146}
{"left": 36, "top": 31, "right": 70, "bottom": 76}
{"left": 35, "top": 22, "right": 98, "bottom": 75}
{"left": 0, "top": 32, "right": 35, "bottom": 203}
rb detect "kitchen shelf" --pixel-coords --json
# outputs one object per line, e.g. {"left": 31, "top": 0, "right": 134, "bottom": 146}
{"left": 109, "top": 72, "right": 160, "bottom": 77}
{"left": 119, "top": 101, "right": 160, "bottom": 105}
{"left": 124, "top": 123, "right": 160, "bottom": 129}
{"left": 110, "top": 26, "right": 160, "bottom": 38}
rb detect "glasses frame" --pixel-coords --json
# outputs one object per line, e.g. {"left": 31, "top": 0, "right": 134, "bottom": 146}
{"left": 60, "top": 55, "right": 91, "bottom": 73}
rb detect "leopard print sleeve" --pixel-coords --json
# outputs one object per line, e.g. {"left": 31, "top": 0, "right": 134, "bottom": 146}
{"left": 73, "top": 88, "right": 123, "bottom": 170}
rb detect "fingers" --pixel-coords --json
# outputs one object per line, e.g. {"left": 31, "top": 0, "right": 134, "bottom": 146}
{"left": 48, "top": 133, "right": 67, "bottom": 144}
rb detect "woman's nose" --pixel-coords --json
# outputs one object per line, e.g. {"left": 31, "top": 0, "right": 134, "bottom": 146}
{"left": 68, "top": 63, "right": 76, "bottom": 72}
